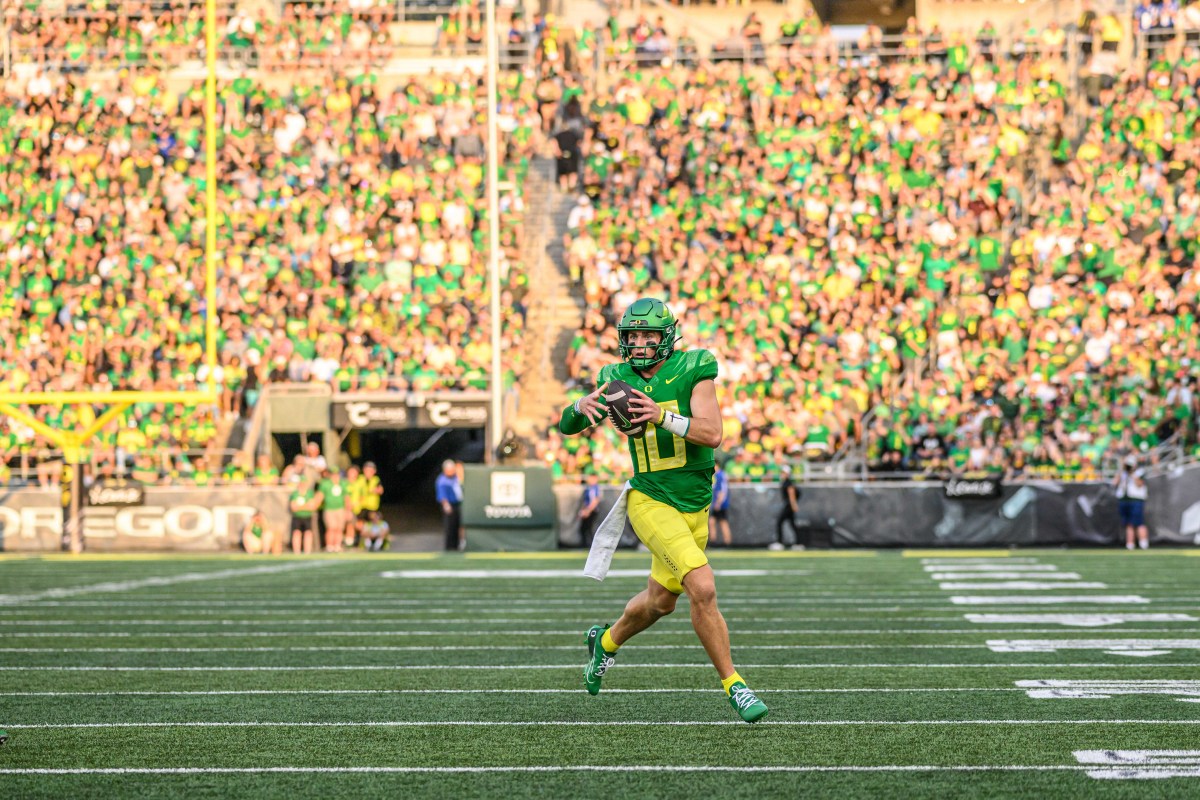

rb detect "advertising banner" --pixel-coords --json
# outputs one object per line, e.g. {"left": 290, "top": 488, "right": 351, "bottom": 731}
{"left": 553, "top": 481, "right": 1124, "bottom": 548}
{"left": 462, "top": 466, "right": 557, "bottom": 551}
{"left": 331, "top": 398, "right": 410, "bottom": 429}
{"left": 331, "top": 392, "right": 490, "bottom": 430}
{"left": 1146, "top": 463, "right": 1200, "bottom": 545}
{"left": 0, "top": 486, "right": 291, "bottom": 552}
{"left": 86, "top": 479, "right": 146, "bottom": 507}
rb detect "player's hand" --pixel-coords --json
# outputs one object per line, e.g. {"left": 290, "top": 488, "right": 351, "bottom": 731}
{"left": 626, "top": 387, "right": 661, "bottom": 425}
{"left": 575, "top": 382, "right": 608, "bottom": 425}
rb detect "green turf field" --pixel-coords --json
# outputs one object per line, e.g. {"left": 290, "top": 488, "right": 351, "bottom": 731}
{"left": 2, "top": 549, "right": 1200, "bottom": 798}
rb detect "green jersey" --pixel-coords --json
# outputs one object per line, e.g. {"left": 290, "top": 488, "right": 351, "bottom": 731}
{"left": 290, "top": 487, "right": 316, "bottom": 519}
{"left": 597, "top": 349, "right": 719, "bottom": 512}
{"left": 319, "top": 479, "right": 347, "bottom": 510}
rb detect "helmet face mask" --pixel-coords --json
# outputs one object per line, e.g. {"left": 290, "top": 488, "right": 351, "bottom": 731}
{"left": 618, "top": 298, "right": 678, "bottom": 369}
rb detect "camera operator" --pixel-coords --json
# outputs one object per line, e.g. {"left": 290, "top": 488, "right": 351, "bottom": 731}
{"left": 1113, "top": 455, "right": 1149, "bottom": 550}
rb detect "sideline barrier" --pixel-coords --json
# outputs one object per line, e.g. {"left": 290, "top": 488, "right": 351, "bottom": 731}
{"left": 555, "top": 479, "right": 1139, "bottom": 549}
{"left": 5, "top": 466, "right": 1198, "bottom": 551}
{"left": 0, "top": 487, "right": 291, "bottom": 552}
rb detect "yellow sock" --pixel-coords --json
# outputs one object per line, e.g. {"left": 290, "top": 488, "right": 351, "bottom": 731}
{"left": 721, "top": 671, "right": 744, "bottom": 695}
{"left": 600, "top": 629, "right": 620, "bottom": 654}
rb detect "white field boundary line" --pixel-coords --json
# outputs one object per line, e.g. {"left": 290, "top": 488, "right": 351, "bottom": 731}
{"left": 0, "top": 594, "right": 975, "bottom": 608}
{"left": 379, "top": 569, "right": 806, "bottom": 579}
{"left": 923, "top": 565, "right": 1063, "bottom": 572}
{"left": 8, "top": 613, "right": 1200, "bottom": 628}
{"left": 10, "top": 628, "right": 1199, "bottom": 639}
{"left": 0, "top": 766, "right": 1136, "bottom": 776}
{"left": 0, "top": 598, "right": 1008, "bottom": 608}
{"left": 0, "top": 688, "right": 1031, "bottom": 697}
{"left": 4, "top": 618, "right": 1195, "bottom": 633}
{"left": 0, "top": 562, "right": 338, "bottom": 606}
{"left": 0, "top": 644, "right": 992, "bottom": 654}
{"left": 12, "top": 606, "right": 1200, "bottom": 626}
{"left": 5, "top": 663, "right": 1200, "bottom": 671}
{"left": 7, "top": 720, "right": 1200, "bottom": 730}
{"left": 0, "top": 613, "right": 1124, "bottom": 625}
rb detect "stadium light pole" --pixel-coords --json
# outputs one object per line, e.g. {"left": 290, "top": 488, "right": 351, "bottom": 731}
{"left": 485, "top": 0, "right": 503, "bottom": 463}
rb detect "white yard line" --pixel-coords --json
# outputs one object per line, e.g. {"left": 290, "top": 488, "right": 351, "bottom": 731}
{"left": 0, "top": 594, "right": 970, "bottom": 609}
{"left": 950, "top": 596, "right": 1150, "bottom": 605}
{"left": 7, "top": 719, "right": 1199, "bottom": 729}
{"left": 0, "top": 644, "right": 988, "bottom": 654}
{"left": 8, "top": 627, "right": 1196, "bottom": 638}
{"left": 0, "top": 598, "right": 1004, "bottom": 608}
{"left": 0, "top": 765, "right": 1117, "bottom": 775}
{"left": 0, "top": 688, "right": 1029, "bottom": 697}
{"left": 380, "top": 569, "right": 804, "bottom": 579}
{"left": 2, "top": 662, "right": 1198, "bottom": 671}
{"left": 930, "top": 573, "right": 1083, "bottom": 581}
{"left": 940, "top": 582, "right": 1108, "bottom": 590}
{"left": 0, "top": 562, "right": 338, "bottom": 606}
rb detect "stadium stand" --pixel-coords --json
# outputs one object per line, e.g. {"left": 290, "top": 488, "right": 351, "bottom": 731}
{"left": 540, "top": 6, "right": 1200, "bottom": 482}
{"left": 0, "top": 1, "right": 541, "bottom": 484}
{"left": 1, "top": 0, "right": 1199, "bottom": 488}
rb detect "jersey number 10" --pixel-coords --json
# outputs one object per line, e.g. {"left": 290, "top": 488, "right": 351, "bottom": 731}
{"left": 632, "top": 400, "right": 687, "bottom": 473}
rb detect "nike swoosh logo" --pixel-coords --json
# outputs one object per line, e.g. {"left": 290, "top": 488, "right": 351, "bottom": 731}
{"left": 665, "top": 376, "right": 678, "bottom": 384}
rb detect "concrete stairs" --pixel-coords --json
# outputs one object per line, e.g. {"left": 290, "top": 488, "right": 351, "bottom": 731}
{"left": 510, "top": 159, "right": 585, "bottom": 441}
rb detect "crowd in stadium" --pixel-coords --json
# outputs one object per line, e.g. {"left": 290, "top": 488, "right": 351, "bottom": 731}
{"left": 2, "top": 1, "right": 1200, "bottom": 488}
{"left": 541, "top": 10, "right": 1200, "bottom": 482}
{"left": 1, "top": 9, "right": 544, "bottom": 483}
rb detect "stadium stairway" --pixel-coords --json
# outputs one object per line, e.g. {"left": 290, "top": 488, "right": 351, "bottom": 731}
{"left": 510, "top": 159, "right": 584, "bottom": 441}
{"left": 211, "top": 410, "right": 245, "bottom": 470}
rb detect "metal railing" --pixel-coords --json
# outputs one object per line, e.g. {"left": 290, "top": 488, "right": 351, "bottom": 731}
{"left": 2, "top": 36, "right": 537, "bottom": 72}
{"left": 1, "top": 447, "right": 248, "bottom": 487}
{"left": 1134, "top": 25, "right": 1196, "bottom": 59}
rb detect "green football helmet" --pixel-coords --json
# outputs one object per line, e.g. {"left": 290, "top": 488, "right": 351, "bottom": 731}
{"left": 617, "top": 298, "right": 679, "bottom": 369}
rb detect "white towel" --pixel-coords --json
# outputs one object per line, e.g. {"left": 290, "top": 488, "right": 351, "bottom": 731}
{"left": 583, "top": 481, "right": 633, "bottom": 581}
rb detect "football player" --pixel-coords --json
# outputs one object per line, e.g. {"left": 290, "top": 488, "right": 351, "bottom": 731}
{"left": 558, "top": 297, "right": 768, "bottom": 723}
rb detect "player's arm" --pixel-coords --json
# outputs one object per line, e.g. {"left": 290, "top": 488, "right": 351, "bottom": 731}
{"left": 558, "top": 382, "right": 608, "bottom": 436}
{"left": 628, "top": 379, "right": 723, "bottom": 449}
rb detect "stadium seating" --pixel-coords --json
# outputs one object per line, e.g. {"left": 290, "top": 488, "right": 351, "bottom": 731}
{"left": 545, "top": 13, "right": 1200, "bottom": 481}
{"left": 0, "top": 2, "right": 541, "bottom": 483}
{"left": 2, "top": 1, "right": 1199, "bottom": 486}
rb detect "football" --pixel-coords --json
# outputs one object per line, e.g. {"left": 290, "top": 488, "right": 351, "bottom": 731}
{"left": 603, "top": 379, "right": 646, "bottom": 438}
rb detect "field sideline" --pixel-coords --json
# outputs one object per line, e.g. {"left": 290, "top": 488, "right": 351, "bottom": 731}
{"left": 1, "top": 549, "right": 1199, "bottom": 799}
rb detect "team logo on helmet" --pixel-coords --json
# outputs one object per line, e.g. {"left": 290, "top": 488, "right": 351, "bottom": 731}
{"left": 618, "top": 298, "right": 679, "bottom": 369}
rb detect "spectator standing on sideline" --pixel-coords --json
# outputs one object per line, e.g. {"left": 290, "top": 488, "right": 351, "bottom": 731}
{"left": 437, "top": 459, "right": 464, "bottom": 551}
{"left": 771, "top": 464, "right": 803, "bottom": 551}
{"left": 355, "top": 462, "right": 385, "bottom": 536}
{"left": 362, "top": 510, "right": 391, "bottom": 552}
{"left": 289, "top": 479, "right": 323, "bottom": 555}
{"left": 709, "top": 462, "right": 732, "bottom": 547}
{"left": 1114, "top": 456, "right": 1150, "bottom": 550}
{"left": 579, "top": 471, "right": 602, "bottom": 548}
{"left": 319, "top": 469, "right": 349, "bottom": 553}
{"left": 345, "top": 465, "right": 364, "bottom": 544}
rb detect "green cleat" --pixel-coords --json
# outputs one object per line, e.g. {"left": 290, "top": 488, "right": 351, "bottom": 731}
{"left": 727, "top": 681, "right": 769, "bottom": 723}
{"left": 584, "top": 624, "right": 616, "bottom": 696}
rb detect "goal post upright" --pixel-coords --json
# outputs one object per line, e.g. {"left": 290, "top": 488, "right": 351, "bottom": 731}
{"left": 0, "top": 1, "right": 222, "bottom": 554}
{"left": 204, "top": 0, "right": 219, "bottom": 402}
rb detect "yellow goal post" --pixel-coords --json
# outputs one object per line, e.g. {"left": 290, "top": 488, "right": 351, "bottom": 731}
{"left": 0, "top": 0, "right": 223, "bottom": 553}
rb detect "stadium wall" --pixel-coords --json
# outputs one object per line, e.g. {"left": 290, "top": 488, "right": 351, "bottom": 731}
{"left": 5, "top": 469, "right": 1197, "bottom": 552}
{"left": 555, "top": 477, "right": 1193, "bottom": 549}
{"left": 0, "top": 487, "right": 291, "bottom": 552}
